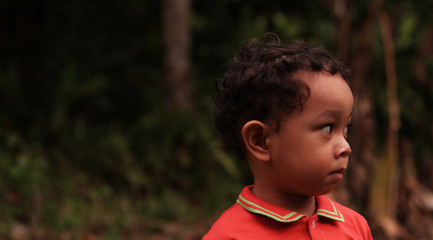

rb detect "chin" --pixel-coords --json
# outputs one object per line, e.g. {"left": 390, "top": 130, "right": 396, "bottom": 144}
{"left": 313, "top": 186, "right": 336, "bottom": 196}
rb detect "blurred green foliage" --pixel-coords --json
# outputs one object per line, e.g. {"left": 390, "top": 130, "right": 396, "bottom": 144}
{"left": 0, "top": 0, "right": 433, "bottom": 239}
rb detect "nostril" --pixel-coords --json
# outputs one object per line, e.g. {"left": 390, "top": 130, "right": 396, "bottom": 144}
{"left": 335, "top": 140, "right": 351, "bottom": 159}
{"left": 342, "top": 148, "right": 351, "bottom": 158}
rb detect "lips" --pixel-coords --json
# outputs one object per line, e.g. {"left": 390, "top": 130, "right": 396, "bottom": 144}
{"left": 328, "top": 167, "right": 347, "bottom": 182}
{"left": 330, "top": 167, "right": 347, "bottom": 175}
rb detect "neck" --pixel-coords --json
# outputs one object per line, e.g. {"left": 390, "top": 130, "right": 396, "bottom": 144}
{"left": 252, "top": 183, "right": 316, "bottom": 217}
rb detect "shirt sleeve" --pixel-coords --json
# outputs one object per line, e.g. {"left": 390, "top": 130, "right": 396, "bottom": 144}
{"left": 362, "top": 218, "right": 374, "bottom": 240}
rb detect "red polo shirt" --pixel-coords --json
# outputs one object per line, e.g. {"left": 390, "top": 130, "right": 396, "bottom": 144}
{"left": 203, "top": 185, "right": 373, "bottom": 240}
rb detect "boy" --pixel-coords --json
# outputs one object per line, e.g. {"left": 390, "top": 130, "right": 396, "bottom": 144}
{"left": 203, "top": 33, "right": 373, "bottom": 239}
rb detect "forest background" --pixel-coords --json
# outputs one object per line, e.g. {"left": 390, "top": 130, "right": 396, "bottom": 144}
{"left": 1, "top": 0, "right": 433, "bottom": 239}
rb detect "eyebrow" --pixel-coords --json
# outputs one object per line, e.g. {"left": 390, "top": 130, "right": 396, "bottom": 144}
{"left": 314, "top": 110, "right": 352, "bottom": 120}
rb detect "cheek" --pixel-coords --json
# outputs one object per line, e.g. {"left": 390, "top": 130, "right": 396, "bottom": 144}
{"left": 288, "top": 135, "right": 321, "bottom": 155}
{"left": 293, "top": 138, "right": 331, "bottom": 166}
{"left": 271, "top": 130, "right": 328, "bottom": 165}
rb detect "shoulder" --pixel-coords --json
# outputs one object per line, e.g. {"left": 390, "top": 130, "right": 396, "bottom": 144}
{"left": 202, "top": 203, "right": 262, "bottom": 240}
{"left": 332, "top": 201, "right": 373, "bottom": 239}
{"left": 334, "top": 201, "right": 368, "bottom": 224}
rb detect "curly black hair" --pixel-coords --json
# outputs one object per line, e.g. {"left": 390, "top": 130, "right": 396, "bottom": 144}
{"left": 214, "top": 33, "right": 351, "bottom": 160}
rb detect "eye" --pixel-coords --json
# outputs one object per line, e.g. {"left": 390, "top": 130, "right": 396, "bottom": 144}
{"left": 344, "top": 124, "right": 352, "bottom": 138}
{"left": 321, "top": 125, "right": 333, "bottom": 135}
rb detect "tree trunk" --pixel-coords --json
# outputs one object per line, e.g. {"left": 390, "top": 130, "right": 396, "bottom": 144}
{"left": 344, "top": 0, "right": 376, "bottom": 210}
{"left": 367, "top": 8, "right": 402, "bottom": 239}
{"left": 334, "top": 0, "right": 352, "bottom": 62}
{"left": 378, "top": 9, "right": 400, "bottom": 221}
{"left": 162, "top": 0, "right": 192, "bottom": 111}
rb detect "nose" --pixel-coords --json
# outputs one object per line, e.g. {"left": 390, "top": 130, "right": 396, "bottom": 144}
{"left": 335, "top": 137, "right": 352, "bottom": 159}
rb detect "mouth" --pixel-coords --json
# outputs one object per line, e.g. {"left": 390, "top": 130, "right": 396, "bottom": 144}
{"left": 329, "top": 167, "right": 347, "bottom": 181}
{"left": 330, "top": 167, "right": 347, "bottom": 175}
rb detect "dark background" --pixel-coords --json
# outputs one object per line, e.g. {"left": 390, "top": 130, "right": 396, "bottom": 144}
{"left": 1, "top": 0, "right": 433, "bottom": 239}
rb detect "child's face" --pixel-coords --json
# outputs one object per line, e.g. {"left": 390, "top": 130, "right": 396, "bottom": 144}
{"left": 267, "top": 71, "right": 353, "bottom": 197}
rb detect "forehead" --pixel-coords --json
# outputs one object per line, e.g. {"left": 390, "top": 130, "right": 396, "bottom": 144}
{"left": 294, "top": 70, "right": 353, "bottom": 116}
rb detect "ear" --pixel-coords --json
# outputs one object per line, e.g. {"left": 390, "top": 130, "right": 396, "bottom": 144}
{"left": 242, "top": 120, "right": 271, "bottom": 162}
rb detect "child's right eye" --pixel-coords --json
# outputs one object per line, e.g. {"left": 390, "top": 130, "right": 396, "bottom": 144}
{"left": 321, "top": 125, "right": 333, "bottom": 135}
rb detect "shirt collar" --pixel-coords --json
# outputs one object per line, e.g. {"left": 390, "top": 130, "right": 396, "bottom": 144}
{"left": 237, "top": 185, "right": 344, "bottom": 223}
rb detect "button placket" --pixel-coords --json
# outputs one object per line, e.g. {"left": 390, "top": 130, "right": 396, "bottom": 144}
{"left": 311, "top": 219, "right": 316, "bottom": 229}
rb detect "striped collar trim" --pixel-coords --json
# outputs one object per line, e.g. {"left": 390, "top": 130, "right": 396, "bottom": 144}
{"left": 237, "top": 185, "right": 344, "bottom": 223}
